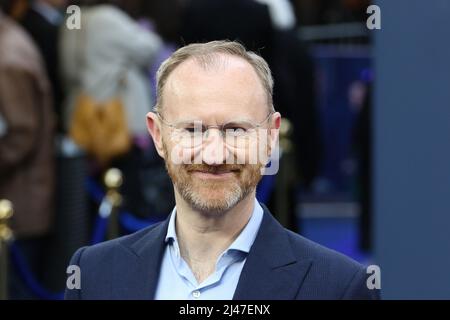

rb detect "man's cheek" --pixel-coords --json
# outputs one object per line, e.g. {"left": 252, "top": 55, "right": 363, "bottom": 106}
{"left": 167, "top": 144, "right": 194, "bottom": 165}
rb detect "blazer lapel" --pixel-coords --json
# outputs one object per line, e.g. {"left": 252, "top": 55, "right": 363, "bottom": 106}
{"left": 109, "top": 205, "right": 312, "bottom": 300}
{"left": 110, "top": 217, "right": 170, "bottom": 299}
{"left": 233, "top": 205, "right": 312, "bottom": 300}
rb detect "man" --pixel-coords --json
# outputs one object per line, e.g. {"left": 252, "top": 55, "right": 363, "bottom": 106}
{"left": 65, "top": 41, "right": 379, "bottom": 300}
{"left": 180, "top": 0, "right": 321, "bottom": 232}
{"left": 0, "top": 8, "right": 55, "bottom": 298}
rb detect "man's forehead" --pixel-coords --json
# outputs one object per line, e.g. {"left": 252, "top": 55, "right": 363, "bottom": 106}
{"left": 161, "top": 53, "right": 268, "bottom": 120}
{"left": 166, "top": 54, "right": 262, "bottom": 90}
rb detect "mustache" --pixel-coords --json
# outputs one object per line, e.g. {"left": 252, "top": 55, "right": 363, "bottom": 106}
{"left": 184, "top": 164, "right": 244, "bottom": 173}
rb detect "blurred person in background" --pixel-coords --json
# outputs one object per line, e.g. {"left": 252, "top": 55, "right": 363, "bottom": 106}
{"left": 141, "top": 0, "right": 183, "bottom": 46}
{"left": 181, "top": 0, "right": 275, "bottom": 65}
{"left": 59, "top": 0, "right": 162, "bottom": 162}
{"left": 255, "top": 0, "right": 297, "bottom": 31}
{"left": 0, "top": 3, "right": 55, "bottom": 298}
{"left": 59, "top": 0, "right": 163, "bottom": 220}
{"left": 20, "top": 0, "right": 67, "bottom": 133}
{"left": 55, "top": 3, "right": 167, "bottom": 282}
{"left": 291, "top": 0, "right": 371, "bottom": 25}
{"left": 263, "top": 0, "right": 321, "bottom": 192}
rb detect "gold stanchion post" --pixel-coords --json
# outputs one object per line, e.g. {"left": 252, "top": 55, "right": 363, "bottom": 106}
{"left": 0, "top": 199, "right": 14, "bottom": 300}
{"left": 104, "top": 168, "right": 123, "bottom": 240}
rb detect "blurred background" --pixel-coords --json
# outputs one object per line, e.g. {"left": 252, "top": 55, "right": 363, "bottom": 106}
{"left": 0, "top": 0, "right": 449, "bottom": 299}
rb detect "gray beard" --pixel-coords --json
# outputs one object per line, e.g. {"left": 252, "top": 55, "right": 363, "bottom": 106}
{"left": 174, "top": 180, "right": 254, "bottom": 217}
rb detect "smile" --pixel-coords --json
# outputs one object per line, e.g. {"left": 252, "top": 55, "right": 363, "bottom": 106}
{"left": 191, "top": 170, "right": 238, "bottom": 179}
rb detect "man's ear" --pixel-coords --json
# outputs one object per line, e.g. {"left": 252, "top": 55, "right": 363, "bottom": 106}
{"left": 268, "top": 112, "right": 281, "bottom": 155}
{"left": 146, "top": 112, "right": 165, "bottom": 158}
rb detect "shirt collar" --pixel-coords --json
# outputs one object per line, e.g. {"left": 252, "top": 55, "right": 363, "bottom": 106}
{"left": 165, "top": 198, "right": 264, "bottom": 254}
{"left": 165, "top": 206, "right": 178, "bottom": 244}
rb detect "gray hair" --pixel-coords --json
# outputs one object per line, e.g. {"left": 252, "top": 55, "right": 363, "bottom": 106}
{"left": 154, "top": 40, "right": 275, "bottom": 113}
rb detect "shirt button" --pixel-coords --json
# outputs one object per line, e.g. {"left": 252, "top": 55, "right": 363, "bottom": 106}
{"left": 192, "top": 290, "right": 201, "bottom": 299}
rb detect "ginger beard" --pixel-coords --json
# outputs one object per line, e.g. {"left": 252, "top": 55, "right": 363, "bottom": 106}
{"left": 162, "top": 139, "right": 265, "bottom": 215}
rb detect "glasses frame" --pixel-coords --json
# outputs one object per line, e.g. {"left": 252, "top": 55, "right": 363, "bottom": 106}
{"left": 155, "top": 111, "right": 274, "bottom": 143}
{"left": 155, "top": 111, "right": 275, "bottom": 148}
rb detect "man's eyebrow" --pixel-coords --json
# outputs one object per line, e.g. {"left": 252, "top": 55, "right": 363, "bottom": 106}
{"left": 171, "top": 118, "right": 204, "bottom": 123}
{"left": 224, "top": 118, "right": 256, "bottom": 123}
{"left": 172, "top": 116, "right": 258, "bottom": 124}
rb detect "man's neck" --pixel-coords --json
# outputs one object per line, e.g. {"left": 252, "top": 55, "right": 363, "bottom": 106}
{"left": 173, "top": 191, "right": 255, "bottom": 278}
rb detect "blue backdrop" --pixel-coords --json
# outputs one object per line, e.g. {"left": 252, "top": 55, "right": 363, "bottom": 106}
{"left": 374, "top": 0, "right": 450, "bottom": 299}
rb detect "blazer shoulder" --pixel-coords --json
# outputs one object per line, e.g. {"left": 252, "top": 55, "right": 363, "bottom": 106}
{"left": 285, "top": 229, "right": 379, "bottom": 299}
{"left": 286, "top": 229, "right": 363, "bottom": 270}
{"left": 64, "top": 222, "right": 165, "bottom": 299}
{"left": 66, "top": 222, "right": 164, "bottom": 279}
{"left": 80, "top": 222, "right": 163, "bottom": 261}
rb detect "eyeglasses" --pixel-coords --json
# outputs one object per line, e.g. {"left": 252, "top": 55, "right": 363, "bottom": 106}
{"left": 156, "top": 112, "right": 274, "bottom": 149}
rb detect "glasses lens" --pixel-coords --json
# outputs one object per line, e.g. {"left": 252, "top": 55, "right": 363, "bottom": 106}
{"left": 169, "top": 121, "right": 204, "bottom": 148}
{"left": 223, "top": 122, "right": 258, "bottom": 149}
{"left": 167, "top": 120, "right": 267, "bottom": 149}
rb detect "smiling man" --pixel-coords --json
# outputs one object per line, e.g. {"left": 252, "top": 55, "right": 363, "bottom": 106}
{"left": 65, "top": 40, "right": 379, "bottom": 300}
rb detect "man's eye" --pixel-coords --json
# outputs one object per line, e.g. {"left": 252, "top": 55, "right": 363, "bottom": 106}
{"left": 184, "top": 127, "right": 205, "bottom": 133}
{"left": 225, "top": 127, "right": 248, "bottom": 134}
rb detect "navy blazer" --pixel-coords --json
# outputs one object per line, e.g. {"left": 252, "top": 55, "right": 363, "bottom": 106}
{"left": 65, "top": 205, "right": 380, "bottom": 300}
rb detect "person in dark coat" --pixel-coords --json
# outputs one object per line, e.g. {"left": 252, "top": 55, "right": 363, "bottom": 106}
{"left": 20, "top": 0, "right": 66, "bottom": 132}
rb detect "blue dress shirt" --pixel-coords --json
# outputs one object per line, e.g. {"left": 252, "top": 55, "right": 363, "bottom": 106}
{"left": 154, "top": 198, "right": 264, "bottom": 300}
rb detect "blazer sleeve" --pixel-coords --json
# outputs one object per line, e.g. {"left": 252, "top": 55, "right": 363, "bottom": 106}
{"left": 64, "top": 246, "right": 88, "bottom": 300}
{"left": 340, "top": 267, "right": 381, "bottom": 300}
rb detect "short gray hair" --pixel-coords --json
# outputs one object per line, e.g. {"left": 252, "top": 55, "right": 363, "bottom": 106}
{"left": 154, "top": 40, "right": 275, "bottom": 113}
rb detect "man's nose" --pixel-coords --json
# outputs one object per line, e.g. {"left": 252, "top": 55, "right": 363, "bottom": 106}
{"left": 201, "top": 129, "right": 229, "bottom": 165}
